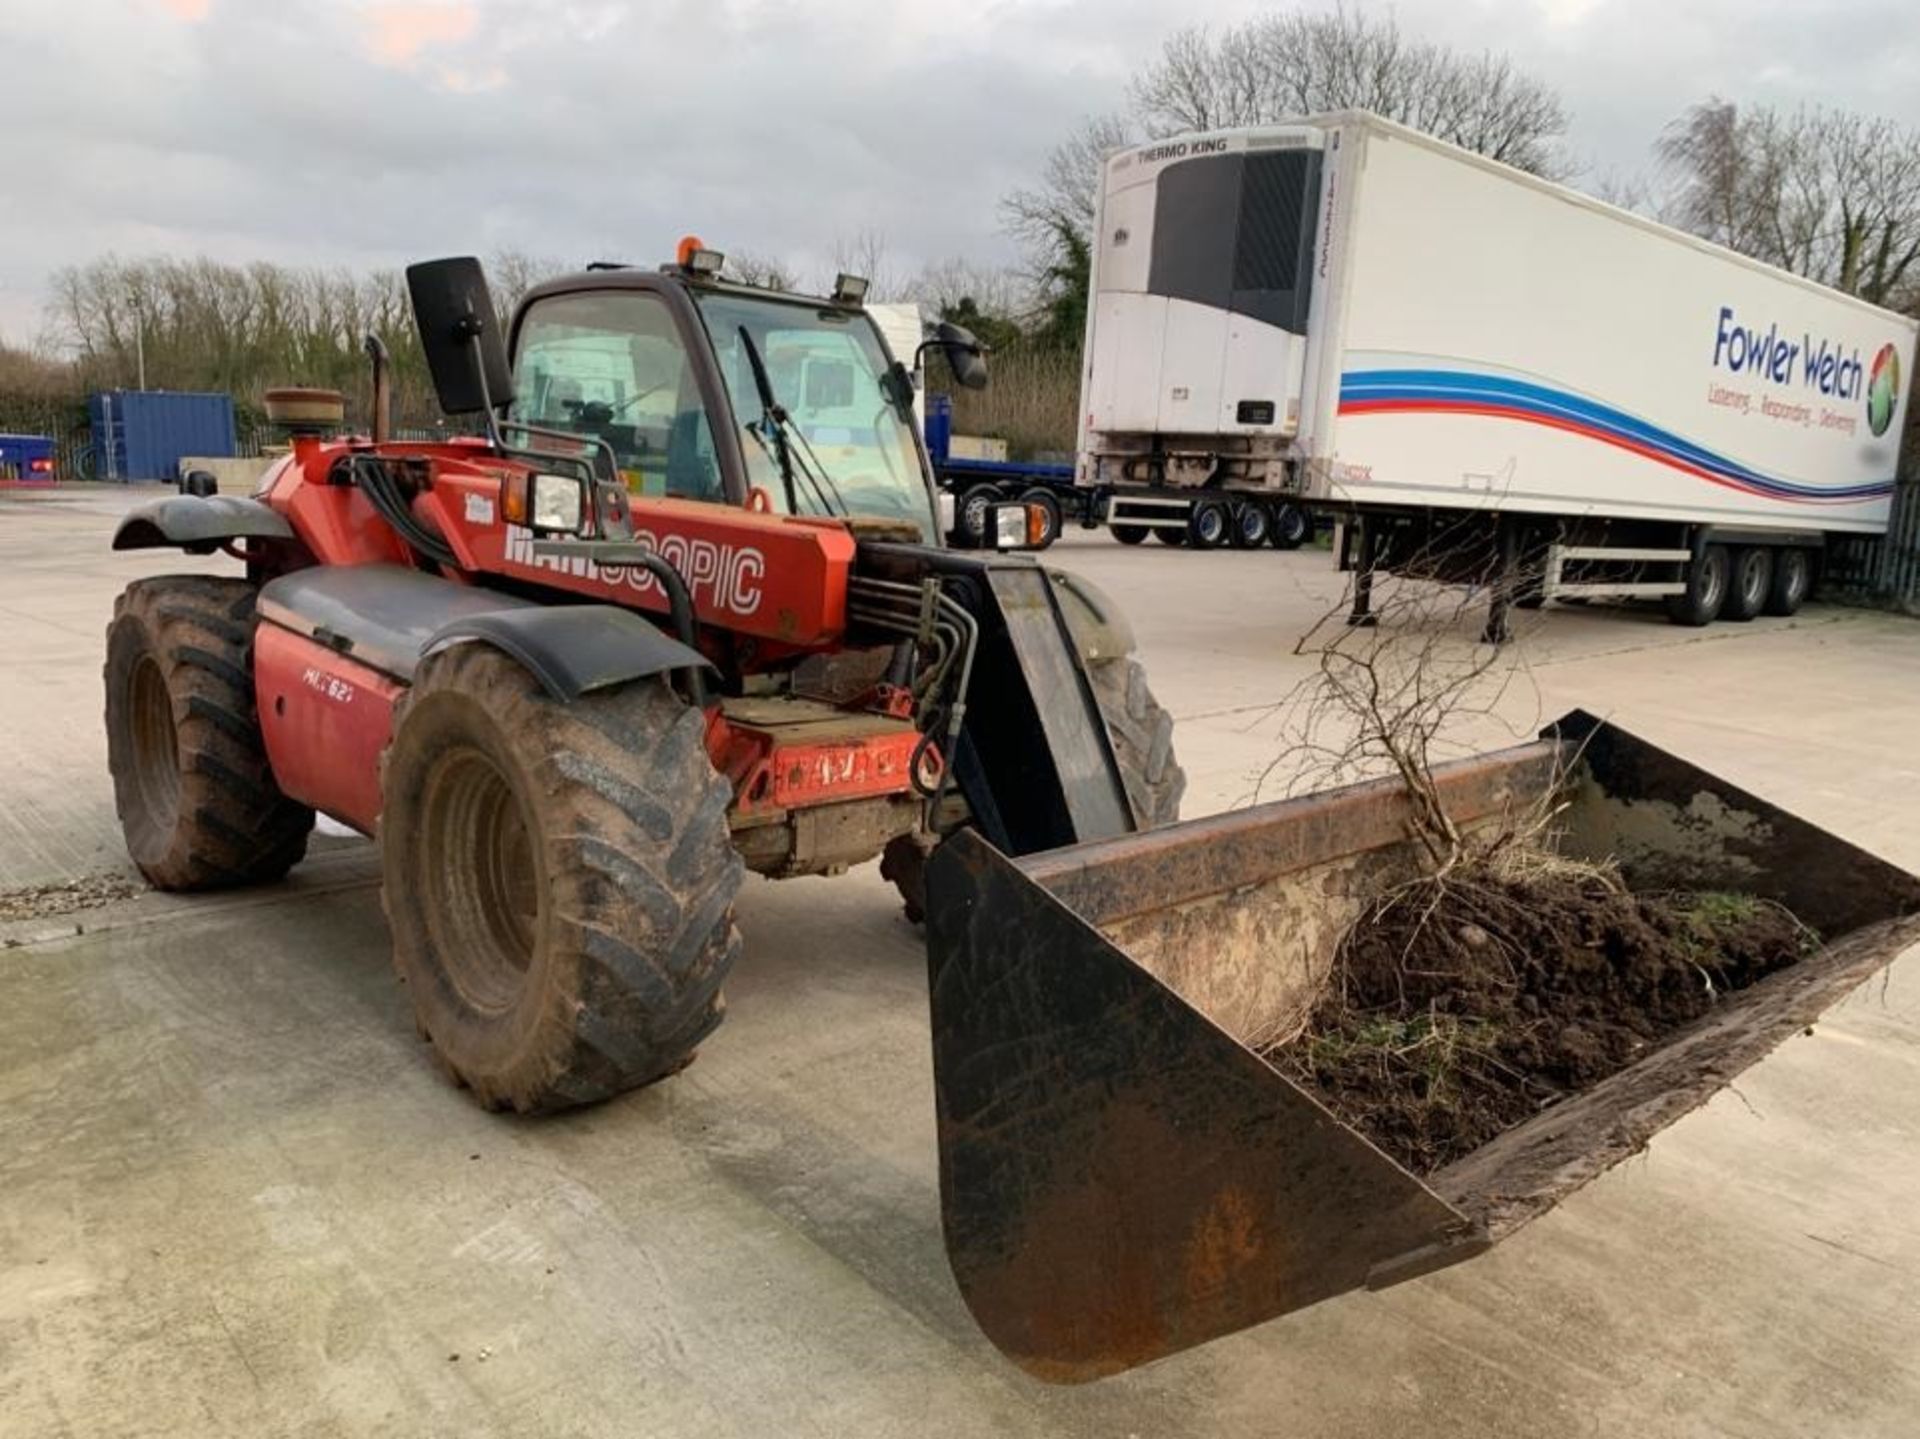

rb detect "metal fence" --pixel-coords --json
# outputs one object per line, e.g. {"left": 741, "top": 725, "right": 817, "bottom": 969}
{"left": 1824, "top": 477, "right": 1920, "bottom": 613}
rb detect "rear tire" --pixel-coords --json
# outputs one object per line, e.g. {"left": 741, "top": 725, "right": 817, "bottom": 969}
{"left": 1230, "top": 502, "right": 1270, "bottom": 549}
{"left": 1020, "top": 488, "right": 1062, "bottom": 550}
{"left": 1723, "top": 547, "right": 1771, "bottom": 622}
{"left": 379, "top": 646, "right": 743, "bottom": 1112}
{"left": 1153, "top": 527, "right": 1188, "bottom": 547}
{"left": 1111, "top": 523, "right": 1149, "bottom": 546}
{"left": 1269, "top": 504, "right": 1310, "bottom": 550}
{"left": 1764, "top": 547, "right": 1812, "bottom": 616}
{"left": 104, "top": 576, "right": 313, "bottom": 890}
{"left": 1188, "top": 499, "right": 1229, "bottom": 549}
{"left": 1665, "top": 544, "right": 1730, "bottom": 627}
{"left": 881, "top": 655, "right": 1185, "bottom": 921}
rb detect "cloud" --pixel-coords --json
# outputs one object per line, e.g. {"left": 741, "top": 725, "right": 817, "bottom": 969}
{"left": 0, "top": 0, "right": 1917, "bottom": 345}
{"left": 152, "top": 0, "right": 210, "bottom": 20}
{"left": 361, "top": 1, "right": 477, "bottom": 67}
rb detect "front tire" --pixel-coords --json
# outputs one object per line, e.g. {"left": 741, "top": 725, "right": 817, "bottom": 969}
{"left": 881, "top": 655, "right": 1185, "bottom": 920}
{"left": 955, "top": 483, "right": 1001, "bottom": 549}
{"left": 104, "top": 576, "right": 312, "bottom": 890}
{"left": 379, "top": 646, "right": 743, "bottom": 1112}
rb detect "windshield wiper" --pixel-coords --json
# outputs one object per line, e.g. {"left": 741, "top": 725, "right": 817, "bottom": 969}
{"left": 735, "top": 325, "right": 847, "bottom": 517}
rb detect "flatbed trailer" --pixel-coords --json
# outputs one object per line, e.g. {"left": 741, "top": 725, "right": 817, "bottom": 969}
{"left": 925, "top": 394, "right": 1087, "bottom": 548}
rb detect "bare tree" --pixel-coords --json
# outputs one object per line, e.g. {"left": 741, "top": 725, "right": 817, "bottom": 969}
{"left": 826, "top": 228, "right": 902, "bottom": 301}
{"left": 723, "top": 249, "right": 800, "bottom": 291}
{"left": 488, "top": 250, "right": 571, "bottom": 313}
{"left": 1131, "top": 9, "right": 1568, "bottom": 177}
{"left": 1658, "top": 99, "right": 1920, "bottom": 309}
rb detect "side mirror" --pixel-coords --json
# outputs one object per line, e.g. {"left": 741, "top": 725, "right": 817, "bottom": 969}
{"left": 406, "top": 257, "right": 512, "bottom": 416}
{"left": 937, "top": 320, "right": 989, "bottom": 391}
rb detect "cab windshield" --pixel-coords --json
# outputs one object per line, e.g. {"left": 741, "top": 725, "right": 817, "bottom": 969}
{"left": 693, "top": 290, "right": 936, "bottom": 540}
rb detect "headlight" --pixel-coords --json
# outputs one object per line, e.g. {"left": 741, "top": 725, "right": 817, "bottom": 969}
{"left": 994, "top": 504, "right": 1027, "bottom": 549}
{"left": 531, "top": 473, "right": 585, "bottom": 532}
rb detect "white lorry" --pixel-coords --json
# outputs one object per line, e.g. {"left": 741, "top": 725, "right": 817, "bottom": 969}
{"left": 1076, "top": 111, "right": 1916, "bottom": 628}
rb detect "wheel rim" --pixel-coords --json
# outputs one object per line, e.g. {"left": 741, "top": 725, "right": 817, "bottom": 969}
{"left": 127, "top": 654, "right": 182, "bottom": 831}
{"left": 420, "top": 745, "right": 540, "bottom": 1013}
{"left": 1278, "top": 508, "right": 1308, "bottom": 543}
{"left": 1196, "top": 507, "right": 1225, "bottom": 544}
{"left": 1238, "top": 508, "right": 1267, "bottom": 543}
{"left": 1786, "top": 553, "right": 1809, "bottom": 603}
{"left": 963, "top": 497, "right": 988, "bottom": 537}
{"left": 1743, "top": 555, "right": 1767, "bottom": 607}
{"left": 1702, "top": 554, "right": 1727, "bottom": 612}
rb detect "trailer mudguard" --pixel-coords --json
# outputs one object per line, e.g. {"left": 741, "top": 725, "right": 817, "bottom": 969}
{"left": 112, "top": 494, "right": 296, "bottom": 552}
{"left": 258, "top": 564, "right": 709, "bottom": 700}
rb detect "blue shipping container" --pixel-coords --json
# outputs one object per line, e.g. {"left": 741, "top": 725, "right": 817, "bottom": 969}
{"left": 89, "top": 390, "right": 236, "bottom": 481}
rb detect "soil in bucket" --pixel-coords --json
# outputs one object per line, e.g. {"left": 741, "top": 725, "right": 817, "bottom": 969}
{"left": 1265, "top": 868, "right": 1817, "bottom": 1175}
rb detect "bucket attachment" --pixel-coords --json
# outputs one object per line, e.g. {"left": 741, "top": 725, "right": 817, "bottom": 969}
{"left": 924, "top": 711, "right": 1920, "bottom": 1382}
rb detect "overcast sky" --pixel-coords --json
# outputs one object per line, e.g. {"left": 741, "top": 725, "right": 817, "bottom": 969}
{"left": 3, "top": 0, "right": 1918, "bottom": 344}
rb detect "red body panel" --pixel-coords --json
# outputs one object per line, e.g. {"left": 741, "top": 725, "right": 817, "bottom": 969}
{"left": 265, "top": 438, "right": 414, "bottom": 568}
{"left": 256, "top": 436, "right": 910, "bottom": 823}
{"left": 255, "top": 623, "right": 403, "bottom": 833}
{"left": 709, "top": 713, "right": 923, "bottom": 821}
{"left": 265, "top": 438, "right": 854, "bottom": 650}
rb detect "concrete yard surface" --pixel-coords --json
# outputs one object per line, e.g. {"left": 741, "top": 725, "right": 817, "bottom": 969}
{"left": 2, "top": 487, "right": 1919, "bottom": 1437}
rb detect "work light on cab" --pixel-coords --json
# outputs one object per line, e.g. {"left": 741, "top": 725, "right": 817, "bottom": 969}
{"left": 675, "top": 234, "right": 724, "bottom": 277}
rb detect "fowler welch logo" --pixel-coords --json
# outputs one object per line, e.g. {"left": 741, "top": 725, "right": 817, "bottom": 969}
{"left": 1867, "top": 344, "right": 1901, "bottom": 438}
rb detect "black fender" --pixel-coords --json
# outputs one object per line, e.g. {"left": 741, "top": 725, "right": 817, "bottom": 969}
{"left": 1047, "top": 568, "right": 1137, "bottom": 663}
{"left": 427, "top": 606, "right": 712, "bottom": 702}
{"left": 113, "top": 495, "right": 296, "bottom": 553}
{"left": 259, "top": 563, "right": 711, "bottom": 702}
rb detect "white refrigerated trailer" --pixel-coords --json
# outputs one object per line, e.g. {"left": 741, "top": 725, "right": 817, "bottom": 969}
{"left": 1076, "top": 111, "right": 1917, "bottom": 627}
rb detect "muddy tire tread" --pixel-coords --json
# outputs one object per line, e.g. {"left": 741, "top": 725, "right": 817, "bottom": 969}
{"left": 104, "top": 576, "right": 312, "bottom": 890}
{"left": 380, "top": 645, "right": 743, "bottom": 1113}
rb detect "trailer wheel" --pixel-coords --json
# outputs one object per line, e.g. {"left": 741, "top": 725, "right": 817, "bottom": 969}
{"left": 882, "top": 654, "right": 1185, "bottom": 921}
{"left": 954, "top": 484, "right": 1002, "bottom": 549}
{"left": 1764, "top": 548, "right": 1812, "bottom": 616}
{"left": 1665, "top": 544, "right": 1730, "bottom": 627}
{"left": 104, "top": 576, "right": 314, "bottom": 890}
{"left": 1723, "top": 547, "right": 1772, "bottom": 622}
{"left": 379, "top": 646, "right": 743, "bottom": 1113}
{"left": 1111, "top": 523, "right": 1149, "bottom": 546}
{"left": 1230, "top": 502, "right": 1270, "bottom": 548}
{"left": 1269, "top": 504, "right": 1310, "bottom": 550}
{"left": 1153, "top": 527, "right": 1188, "bottom": 547}
{"left": 1188, "top": 499, "right": 1230, "bottom": 549}
{"left": 1020, "top": 488, "right": 1062, "bottom": 549}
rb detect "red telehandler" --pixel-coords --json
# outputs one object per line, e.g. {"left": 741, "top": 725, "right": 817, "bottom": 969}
{"left": 105, "top": 248, "right": 1920, "bottom": 1381}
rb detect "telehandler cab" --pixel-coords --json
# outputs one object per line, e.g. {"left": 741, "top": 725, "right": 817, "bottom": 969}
{"left": 105, "top": 247, "right": 1920, "bottom": 1381}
